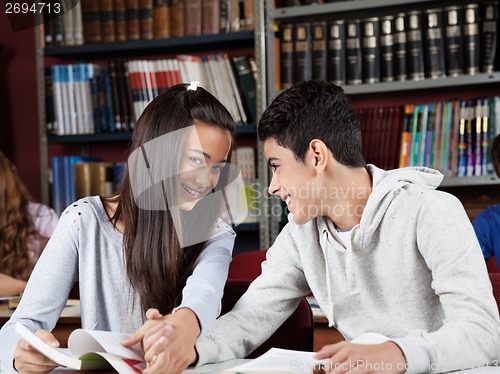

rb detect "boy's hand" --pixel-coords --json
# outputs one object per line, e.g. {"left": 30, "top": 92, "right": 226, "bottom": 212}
{"left": 13, "top": 330, "right": 60, "bottom": 374}
{"left": 314, "top": 341, "right": 407, "bottom": 374}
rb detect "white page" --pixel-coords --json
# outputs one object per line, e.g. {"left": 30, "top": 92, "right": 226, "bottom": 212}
{"left": 222, "top": 348, "right": 321, "bottom": 374}
{"left": 68, "top": 329, "right": 143, "bottom": 361}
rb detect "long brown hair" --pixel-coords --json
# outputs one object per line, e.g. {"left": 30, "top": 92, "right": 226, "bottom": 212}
{"left": 0, "top": 152, "right": 41, "bottom": 280}
{"left": 109, "top": 84, "right": 235, "bottom": 315}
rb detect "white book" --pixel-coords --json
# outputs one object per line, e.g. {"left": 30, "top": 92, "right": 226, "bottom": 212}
{"left": 15, "top": 322, "right": 145, "bottom": 374}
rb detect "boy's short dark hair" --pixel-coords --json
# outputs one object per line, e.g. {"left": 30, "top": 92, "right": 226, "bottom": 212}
{"left": 258, "top": 80, "right": 366, "bottom": 167}
{"left": 492, "top": 134, "right": 500, "bottom": 177}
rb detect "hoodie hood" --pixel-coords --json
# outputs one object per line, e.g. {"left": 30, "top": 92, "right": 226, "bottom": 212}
{"left": 356, "top": 165, "right": 444, "bottom": 248}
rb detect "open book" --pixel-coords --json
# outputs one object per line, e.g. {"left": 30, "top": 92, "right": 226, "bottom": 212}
{"left": 15, "top": 322, "right": 145, "bottom": 373}
{"left": 222, "top": 333, "right": 390, "bottom": 374}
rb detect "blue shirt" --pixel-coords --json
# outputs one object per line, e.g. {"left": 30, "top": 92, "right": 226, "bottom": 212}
{"left": 473, "top": 204, "right": 500, "bottom": 262}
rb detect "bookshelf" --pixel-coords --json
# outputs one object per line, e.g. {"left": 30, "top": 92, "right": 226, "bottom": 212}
{"left": 264, "top": 0, "right": 500, "bottom": 242}
{"left": 35, "top": 3, "right": 271, "bottom": 249}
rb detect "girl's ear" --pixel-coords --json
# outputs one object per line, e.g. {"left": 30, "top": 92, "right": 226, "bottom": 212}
{"left": 307, "top": 139, "right": 329, "bottom": 174}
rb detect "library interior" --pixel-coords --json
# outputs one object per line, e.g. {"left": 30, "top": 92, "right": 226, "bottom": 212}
{"left": 2, "top": 0, "right": 500, "bottom": 373}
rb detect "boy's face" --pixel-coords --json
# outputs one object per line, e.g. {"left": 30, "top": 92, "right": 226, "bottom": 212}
{"left": 264, "top": 138, "right": 318, "bottom": 225}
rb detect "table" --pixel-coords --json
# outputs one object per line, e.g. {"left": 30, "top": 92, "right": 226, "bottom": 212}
{"left": 0, "top": 300, "right": 81, "bottom": 347}
{"left": 313, "top": 315, "right": 344, "bottom": 351}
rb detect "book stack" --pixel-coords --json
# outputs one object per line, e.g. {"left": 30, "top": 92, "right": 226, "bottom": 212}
{"left": 43, "top": 0, "right": 256, "bottom": 46}
{"left": 355, "top": 96, "right": 500, "bottom": 177}
{"left": 46, "top": 54, "right": 257, "bottom": 136}
{"left": 278, "top": 2, "right": 498, "bottom": 89}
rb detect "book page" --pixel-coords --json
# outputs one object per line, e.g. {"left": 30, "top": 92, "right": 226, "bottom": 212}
{"left": 222, "top": 348, "right": 322, "bottom": 374}
{"left": 68, "top": 329, "right": 143, "bottom": 361}
{"left": 15, "top": 322, "right": 82, "bottom": 370}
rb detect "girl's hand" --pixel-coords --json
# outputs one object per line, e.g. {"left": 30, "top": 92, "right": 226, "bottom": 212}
{"left": 13, "top": 330, "right": 60, "bottom": 374}
{"left": 0, "top": 273, "right": 26, "bottom": 297}
{"left": 314, "top": 341, "right": 407, "bottom": 374}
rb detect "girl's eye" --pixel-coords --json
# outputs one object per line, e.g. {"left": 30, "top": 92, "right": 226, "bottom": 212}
{"left": 212, "top": 165, "right": 223, "bottom": 174}
{"left": 189, "top": 157, "right": 203, "bottom": 166}
{"left": 270, "top": 164, "right": 279, "bottom": 172}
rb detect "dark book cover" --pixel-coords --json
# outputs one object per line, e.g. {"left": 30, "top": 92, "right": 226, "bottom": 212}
{"left": 327, "top": 19, "right": 345, "bottom": 85}
{"left": 423, "top": 8, "right": 446, "bottom": 79}
{"left": 311, "top": 21, "right": 327, "bottom": 80}
{"left": 116, "top": 61, "right": 134, "bottom": 131}
{"left": 294, "top": 22, "right": 312, "bottom": 83}
{"left": 444, "top": 5, "right": 464, "bottom": 77}
{"left": 345, "top": 19, "right": 362, "bottom": 85}
{"left": 280, "top": 23, "right": 294, "bottom": 89}
{"left": 44, "top": 67, "right": 56, "bottom": 135}
{"left": 202, "top": 0, "right": 220, "bottom": 34}
{"left": 406, "top": 10, "right": 425, "bottom": 81}
{"left": 81, "top": 0, "right": 101, "bottom": 43}
{"left": 43, "top": 4, "right": 56, "bottom": 47}
{"left": 380, "top": 15, "right": 394, "bottom": 82}
{"left": 113, "top": 0, "right": 127, "bottom": 41}
{"left": 139, "top": 0, "right": 153, "bottom": 39}
{"left": 361, "top": 17, "right": 380, "bottom": 84}
{"left": 108, "top": 61, "right": 124, "bottom": 132}
{"left": 232, "top": 56, "right": 257, "bottom": 124}
{"left": 481, "top": 1, "right": 498, "bottom": 73}
{"left": 394, "top": 13, "right": 407, "bottom": 81}
{"left": 99, "top": 0, "right": 116, "bottom": 43}
{"left": 153, "top": 0, "right": 170, "bottom": 39}
{"left": 185, "top": 0, "right": 202, "bottom": 35}
{"left": 169, "top": 0, "right": 185, "bottom": 36}
{"left": 463, "top": 4, "right": 481, "bottom": 75}
{"left": 125, "top": 0, "right": 140, "bottom": 40}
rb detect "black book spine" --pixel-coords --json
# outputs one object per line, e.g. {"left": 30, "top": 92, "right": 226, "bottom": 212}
{"left": 406, "top": 10, "right": 425, "bottom": 81}
{"left": 280, "top": 23, "right": 295, "bottom": 90}
{"left": 294, "top": 22, "right": 312, "bottom": 83}
{"left": 463, "top": 4, "right": 481, "bottom": 75}
{"left": 424, "top": 8, "right": 446, "bottom": 79}
{"left": 361, "top": 17, "right": 380, "bottom": 84}
{"left": 394, "top": 13, "right": 407, "bottom": 81}
{"left": 444, "top": 5, "right": 464, "bottom": 77}
{"left": 346, "top": 19, "right": 362, "bottom": 85}
{"left": 311, "top": 21, "right": 327, "bottom": 81}
{"left": 481, "top": 1, "right": 498, "bottom": 73}
{"left": 380, "top": 15, "right": 395, "bottom": 82}
{"left": 327, "top": 19, "right": 346, "bottom": 85}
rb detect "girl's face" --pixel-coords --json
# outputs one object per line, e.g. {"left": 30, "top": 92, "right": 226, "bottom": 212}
{"left": 177, "top": 122, "right": 232, "bottom": 211}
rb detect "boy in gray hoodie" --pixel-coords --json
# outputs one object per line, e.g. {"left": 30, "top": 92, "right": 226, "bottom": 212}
{"left": 147, "top": 81, "right": 500, "bottom": 373}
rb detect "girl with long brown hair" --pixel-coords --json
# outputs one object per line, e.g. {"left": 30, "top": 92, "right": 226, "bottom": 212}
{"left": 1, "top": 83, "right": 238, "bottom": 374}
{"left": 0, "top": 151, "right": 58, "bottom": 297}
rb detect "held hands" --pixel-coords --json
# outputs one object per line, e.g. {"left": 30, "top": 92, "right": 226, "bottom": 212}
{"left": 122, "top": 308, "right": 200, "bottom": 374}
{"left": 13, "top": 330, "right": 60, "bottom": 374}
{"left": 314, "top": 341, "right": 407, "bottom": 374}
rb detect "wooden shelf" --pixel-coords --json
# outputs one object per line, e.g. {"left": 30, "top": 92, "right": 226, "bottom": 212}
{"left": 44, "top": 31, "right": 255, "bottom": 59}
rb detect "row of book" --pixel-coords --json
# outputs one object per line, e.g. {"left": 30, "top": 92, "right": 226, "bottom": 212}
{"left": 45, "top": 54, "right": 257, "bottom": 136}
{"left": 355, "top": 96, "right": 500, "bottom": 177}
{"left": 51, "top": 157, "right": 126, "bottom": 215}
{"left": 279, "top": 2, "right": 498, "bottom": 88}
{"left": 43, "top": 0, "right": 255, "bottom": 47}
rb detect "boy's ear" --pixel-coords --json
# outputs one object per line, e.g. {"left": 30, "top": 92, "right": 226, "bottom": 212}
{"left": 308, "top": 139, "right": 329, "bottom": 174}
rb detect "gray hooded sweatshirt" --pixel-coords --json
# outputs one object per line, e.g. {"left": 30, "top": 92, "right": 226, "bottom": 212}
{"left": 196, "top": 165, "right": 500, "bottom": 373}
